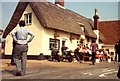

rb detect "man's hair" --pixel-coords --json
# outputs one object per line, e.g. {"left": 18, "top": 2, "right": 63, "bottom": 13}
{"left": 116, "top": 41, "right": 119, "bottom": 43}
{"left": 19, "top": 20, "right": 25, "bottom": 27}
{"left": 92, "top": 39, "right": 96, "bottom": 43}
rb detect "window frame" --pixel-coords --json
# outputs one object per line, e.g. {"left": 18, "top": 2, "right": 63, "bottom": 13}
{"left": 49, "top": 38, "right": 60, "bottom": 50}
{"left": 24, "top": 13, "right": 32, "bottom": 26}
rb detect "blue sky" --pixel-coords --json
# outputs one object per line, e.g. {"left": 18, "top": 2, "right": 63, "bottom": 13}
{"left": 0, "top": 0, "right": 119, "bottom": 30}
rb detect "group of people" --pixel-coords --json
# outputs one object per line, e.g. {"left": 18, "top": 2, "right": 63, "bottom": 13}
{"left": 74, "top": 44, "right": 91, "bottom": 63}
{"left": 74, "top": 40, "right": 98, "bottom": 65}
{"left": 73, "top": 40, "right": 120, "bottom": 65}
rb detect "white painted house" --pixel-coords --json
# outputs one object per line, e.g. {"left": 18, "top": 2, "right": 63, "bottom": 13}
{"left": 3, "top": 0, "right": 104, "bottom": 57}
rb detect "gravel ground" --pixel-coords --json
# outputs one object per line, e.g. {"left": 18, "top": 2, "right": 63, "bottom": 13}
{"left": 1, "top": 59, "right": 119, "bottom": 80}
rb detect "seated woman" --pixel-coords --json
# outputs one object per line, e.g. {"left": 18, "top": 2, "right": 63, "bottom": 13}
{"left": 99, "top": 50, "right": 104, "bottom": 61}
{"left": 103, "top": 49, "right": 112, "bottom": 61}
{"left": 85, "top": 47, "right": 92, "bottom": 56}
{"left": 74, "top": 45, "right": 84, "bottom": 62}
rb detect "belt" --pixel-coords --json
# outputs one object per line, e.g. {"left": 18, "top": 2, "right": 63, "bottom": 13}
{"left": 16, "top": 43, "right": 28, "bottom": 45}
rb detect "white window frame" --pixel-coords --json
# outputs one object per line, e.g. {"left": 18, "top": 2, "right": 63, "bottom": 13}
{"left": 24, "top": 13, "right": 32, "bottom": 25}
{"left": 49, "top": 38, "right": 60, "bottom": 50}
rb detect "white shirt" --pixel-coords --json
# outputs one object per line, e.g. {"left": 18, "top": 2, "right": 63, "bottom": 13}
{"left": 11, "top": 27, "right": 34, "bottom": 44}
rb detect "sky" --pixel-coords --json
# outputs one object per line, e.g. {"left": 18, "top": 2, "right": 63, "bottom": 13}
{"left": 0, "top": 0, "right": 119, "bottom": 30}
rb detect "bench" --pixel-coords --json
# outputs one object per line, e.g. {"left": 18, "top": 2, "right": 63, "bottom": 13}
{"left": 83, "top": 56, "right": 92, "bottom": 61}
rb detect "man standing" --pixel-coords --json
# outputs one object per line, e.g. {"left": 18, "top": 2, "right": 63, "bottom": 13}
{"left": 11, "top": 20, "right": 34, "bottom": 76}
{"left": 114, "top": 41, "right": 119, "bottom": 63}
{"left": 90, "top": 40, "right": 98, "bottom": 65}
{"left": 117, "top": 40, "right": 120, "bottom": 79}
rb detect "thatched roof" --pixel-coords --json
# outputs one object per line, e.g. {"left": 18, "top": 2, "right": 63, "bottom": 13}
{"left": 65, "top": 9, "right": 97, "bottom": 38}
{"left": 3, "top": 1, "right": 97, "bottom": 39}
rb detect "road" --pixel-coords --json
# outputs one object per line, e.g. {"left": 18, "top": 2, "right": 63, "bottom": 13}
{"left": 1, "top": 59, "right": 120, "bottom": 80}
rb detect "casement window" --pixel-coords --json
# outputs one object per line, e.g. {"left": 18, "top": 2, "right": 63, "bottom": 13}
{"left": 24, "top": 13, "right": 32, "bottom": 25}
{"left": 49, "top": 38, "right": 60, "bottom": 50}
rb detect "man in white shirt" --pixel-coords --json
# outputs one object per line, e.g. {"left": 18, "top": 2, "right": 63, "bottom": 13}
{"left": 11, "top": 20, "right": 34, "bottom": 76}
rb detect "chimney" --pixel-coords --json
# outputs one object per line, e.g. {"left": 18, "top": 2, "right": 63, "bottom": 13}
{"left": 55, "top": 0, "right": 64, "bottom": 7}
{"left": 93, "top": 9, "right": 100, "bottom": 45}
{"left": 93, "top": 9, "right": 99, "bottom": 30}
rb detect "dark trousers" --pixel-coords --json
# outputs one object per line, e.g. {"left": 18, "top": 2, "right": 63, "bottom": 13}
{"left": 117, "top": 63, "right": 120, "bottom": 79}
{"left": 91, "top": 52, "right": 96, "bottom": 64}
{"left": 119, "top": 53, "right": 120, "bottom": 62}
{"left": 14, "top": 44, "right": 28, "bottom": 76}
{"left": 74, "top": 53, "right": 83, "bottom": 61}
{"left": 11, "top": 47, "right": 16, "bottom": 65}
{"left": 115, "top": 52, "right": 120, "bottom": 62}
{"left": 74, "top": 53, "right": 79, "bottom": 61}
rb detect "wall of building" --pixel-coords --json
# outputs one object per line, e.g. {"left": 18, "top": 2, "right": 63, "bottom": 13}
{"left": 5, "top": 34, "right": 13, "bottom": 55}
{"left": 42, "top": 28, "right": 79, "bottom": 55}
{"left": 5, "top": 4, "right": 44, "bottom": 55}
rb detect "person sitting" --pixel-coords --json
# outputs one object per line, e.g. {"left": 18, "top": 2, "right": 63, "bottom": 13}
{"left": 99, "top": 50, "right": 104, "bottom": 61}
{"left": 61, "top": 46, "right": 68, "bottom": 56}
{"left": 103, "top": 49, "right": 112, "bottom": 61}
{"left": 74, "top": 46, "right": 81, "bottom": 62}
{"left": 86, "top": 47, "right": 92, "bottom": 56}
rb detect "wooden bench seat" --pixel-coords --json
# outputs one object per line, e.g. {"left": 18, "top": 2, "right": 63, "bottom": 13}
{"left": 83, "top": 56, "right": 91, "bottom": 61}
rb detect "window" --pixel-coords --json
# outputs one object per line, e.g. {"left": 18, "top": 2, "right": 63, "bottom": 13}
{"left": 81, "top": 26, "right": 84, "bottom": 32}
{"left": 24, "top": 13, "right": 32, "bottom": 25}
{"left": 77, "top": 22, "right": 85, "bottom": 32}
{"left": 49, "top": 38, "right": 60, "bottom": 50}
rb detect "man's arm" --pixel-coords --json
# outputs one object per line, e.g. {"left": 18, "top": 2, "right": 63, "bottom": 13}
{"left": 27, "top": 30, "right": 34, "bottom": 43}
{"left": 96, "top": 44, "right": 99, "bottom": 50}
{"left": 114, "top": 45, "right": 116, "bottom": 52}
{"left": 11, "top": 30, "right": 18, "bottom": 43}
{"left": 90, "top": 44, "right": 92, "bottom": 50}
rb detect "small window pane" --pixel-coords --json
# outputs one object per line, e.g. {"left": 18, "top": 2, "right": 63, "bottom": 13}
{"left": 24, "top": 13, "right": 32, "bottom": 25}
{"left": 49, "top": 38, "right": 60, "bottom": 50}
